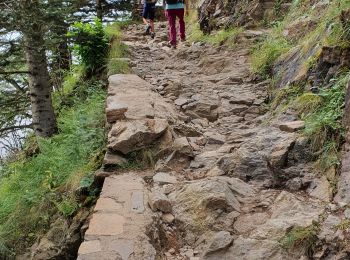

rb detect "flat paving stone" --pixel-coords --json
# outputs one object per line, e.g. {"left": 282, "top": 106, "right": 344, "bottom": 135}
{"left": 78, "top": 173, "right": 155, "bottom": 259}
{"left": 131, "top": 191, "right": 145, "bottom": 213}
{"left": 94, "top": 198, "right": 123, "bottom": 212}
{"left": 78, "top": 240, "right": 101, "bottom": 255}
{"left": 85, "top": 213, "right": 125, "bottom": 237}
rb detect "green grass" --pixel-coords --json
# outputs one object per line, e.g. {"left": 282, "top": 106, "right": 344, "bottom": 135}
{"left": 191, "top": 26, "right": 243, "bottom": 47}
{"left": 303, "top": 73, "right": 348, "bottom": 150}
{"left": 187, "top": 18, "right": 243, "bottom": 48}
{"left": 0, "top": 81, "right": 106, "bottom": 255}
{"left": 105, "top": 22, "right": 130, "bottom": 76}
{"left": 251, "top": 34, "right": 292, "bottom": 76}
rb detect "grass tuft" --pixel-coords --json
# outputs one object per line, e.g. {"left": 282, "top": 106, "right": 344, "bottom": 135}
{"left": 281, "top": 222, "right": 320, "bottom": 251}
{"left": 251, "top": 35, "right": 292, "bottom": 76}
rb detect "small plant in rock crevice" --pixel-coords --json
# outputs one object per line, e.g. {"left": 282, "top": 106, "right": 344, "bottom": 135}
{"left": 281, "top": 222, "right": 320, "bottom": 253}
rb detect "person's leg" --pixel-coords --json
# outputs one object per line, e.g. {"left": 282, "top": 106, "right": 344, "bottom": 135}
{"left": 142, "top": 5, "right": 151, "bottom": 34}
{"left": 166, "top": 9, "right": 177, "bottom": 46}
{"left": 177, "top": 8, "right": 186, "bottom": 41}
{"left": 149, "top": 4, "right": 156, "bottom": 35}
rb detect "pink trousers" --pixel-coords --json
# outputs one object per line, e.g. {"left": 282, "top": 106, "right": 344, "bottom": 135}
{"left": 165, "top": 8, "right": 185, "bottom": 46}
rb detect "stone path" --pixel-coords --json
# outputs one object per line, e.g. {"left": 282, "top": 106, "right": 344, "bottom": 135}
{"left": 78, "top": 22, "right": 339, "bottom": 259}
{"left": 78, "top": 173, "right": 156, "bottom": 260}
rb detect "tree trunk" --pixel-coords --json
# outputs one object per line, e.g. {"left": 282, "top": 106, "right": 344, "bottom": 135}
{"left": 23, "top": 21, "right": 57, "bottom": 137}
{"left": 96, "top": 0, "right": 103, "bottom": 20}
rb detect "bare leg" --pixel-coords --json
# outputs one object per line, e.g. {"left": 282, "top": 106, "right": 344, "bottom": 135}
{"left": 143, "top": 18, "right": 149, "bottom": 26}
{"left": 150, "top": 20, "right": 155, "bottom": 33}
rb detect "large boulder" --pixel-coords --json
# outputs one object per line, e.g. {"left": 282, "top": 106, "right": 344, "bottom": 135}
{"left": 106, "top": 74, "right": 177, "bottom": 123}
{"left": 217, "top": 127, "right": 296, "bottom": 183}
{"left": 108, "top": 119, "right": 169, "bottom": 154}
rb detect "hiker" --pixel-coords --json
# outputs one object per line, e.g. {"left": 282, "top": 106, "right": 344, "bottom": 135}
{"left": 164, "top": 0, "right": 189, "bottom": 49}
{"left": 142, "top": 0, "right": 157, "bottom": 39}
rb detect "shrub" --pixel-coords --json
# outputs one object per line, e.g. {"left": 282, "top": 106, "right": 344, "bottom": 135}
{"left": 69, "top": 18, "right": 109, "bottom": 75}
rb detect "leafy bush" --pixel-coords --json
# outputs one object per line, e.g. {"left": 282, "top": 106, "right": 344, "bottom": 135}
{"left": 69, "top": 18, "right": 109, "bottom": 75}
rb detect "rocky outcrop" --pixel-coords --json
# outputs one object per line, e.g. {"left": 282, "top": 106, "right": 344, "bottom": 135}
{"left": 197, "top": 0, "right": 292, "bottom": 33}
{"left": 335, "top": 79, "right": 350, "bottom": 204}
{"left": 272, "top": 8, "right": 350, "bottom": 89}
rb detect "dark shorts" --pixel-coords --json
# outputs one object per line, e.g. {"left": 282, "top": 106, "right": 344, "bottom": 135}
{"left": 142, "top": 3, "right": 156, "bottom": 20}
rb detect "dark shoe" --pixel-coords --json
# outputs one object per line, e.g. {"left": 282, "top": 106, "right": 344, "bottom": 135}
{"left": 150, "top": 32, "right": 155, "bottom": 39}
{"left": 180, "top": 38, "right": 186, "bottom": 42}
{"left": 145, "top": 24, "right": 151, "bottom": 35}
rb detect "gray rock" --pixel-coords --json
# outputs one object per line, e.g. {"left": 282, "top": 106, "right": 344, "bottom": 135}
{"left": 286, "top": 177, "right": 302, "bottom": 191}
{"left": 148, "top": 190, "right": 172, "bottom": 213}
{"left": 103, "top": 152, "right": 127, "bottom": 167}
{"left": 108, "top": 119, "right": 168, "bottom": 154}
{"left": 344, "top": 208, "right": 350, "bottom": 219}
{"left": 175, "top": 97, "right": 190, "bottom": 106}
{"left": 204, "top": 132, "right": 226, "bottom": 145}
{"left": 162, "top": 213, "right": 175, "bottom": 223}
{"left": 205, "top": 231, "right": 233, "bottom": 255}
{"left": 153, "top": 172, "right": 178, "bottom": 185}
{"left": 318, "top": 215, "right": 341, "bottom": 242}
{"left": 173, "top": 137, "right": 194, "bottom": 156}
{"left": 307, "top": 176, "right": 332, "bottom": 202}
{"left": 169, "top": 177, "right": 255, "bottom": 242}
{"left": 279, "top": 121, "right": 305, "bottom": 132}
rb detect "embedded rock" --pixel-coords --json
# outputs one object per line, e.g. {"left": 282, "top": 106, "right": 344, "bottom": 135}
{"left": 204, "top": 231, "right": 233, "bottom": 255}
{"left": 148, "top": 189, "right": 172, "bottom": 213}
{"left": 169, "top": 177, "right": 255, "bottom": 243}
{"left": 153, "top": 172, "right": 178, "bottom": 185}
{"left": 173, "top": 137, "right": 194, "bottom": 157}
{"left": 106, "top": 74, "right": 177, "bottom": 123}
{"left": 103, "top": 151, "right": 127, "bottom": 168}
{"left": 279, "top": 121, "right": 305, "bottom": 132}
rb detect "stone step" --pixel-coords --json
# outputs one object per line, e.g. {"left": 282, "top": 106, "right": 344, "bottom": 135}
{"left": 77, "top": 173, "right": 156, "bottom": 260}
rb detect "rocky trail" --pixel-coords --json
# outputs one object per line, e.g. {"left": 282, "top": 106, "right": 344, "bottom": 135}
{"left": 77, "top": 22, "right": 348, "bottom": 260}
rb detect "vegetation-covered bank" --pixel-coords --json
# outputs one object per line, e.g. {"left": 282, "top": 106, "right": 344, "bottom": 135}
{"left": 250, "top": 0, "right": 350, "bottom": 173}
{"left": 0, "top": 20, "right": 128, "bottom": 257}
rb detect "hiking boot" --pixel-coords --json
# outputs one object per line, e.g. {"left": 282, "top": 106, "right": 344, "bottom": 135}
{"left": 150, "top": 32, "right": 155, "bottom": 39}
{"left": 145, "top": 24, "right": 151, "bottom": 35}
